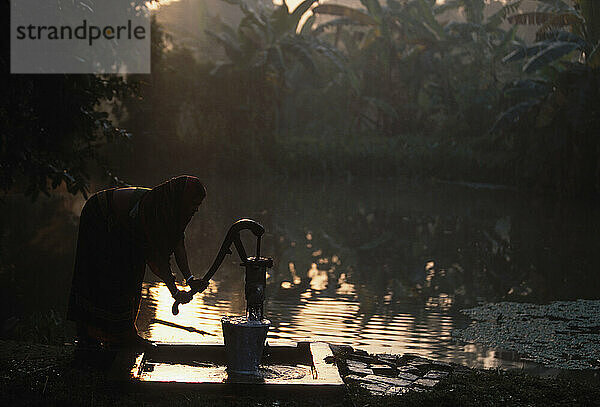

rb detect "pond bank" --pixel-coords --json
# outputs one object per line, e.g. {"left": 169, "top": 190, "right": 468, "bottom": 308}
{"left": 1, "top": 340, "right": 600, "bottom": 406}
{"left": 453, "top": 300, "right": 600, "bottom": 370}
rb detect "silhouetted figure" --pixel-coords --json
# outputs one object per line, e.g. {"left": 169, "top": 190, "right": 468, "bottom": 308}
{"left": 67, "top": 175, "right": 209, "bottom": 348}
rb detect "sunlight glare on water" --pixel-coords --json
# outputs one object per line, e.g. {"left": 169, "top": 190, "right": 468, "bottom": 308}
{"left": 136, "top": 281, "right": 235, "bottom": 344}
{"left": 128, "top": 176, "right": 600, "bottom": 373}
{"left": 136, "top": 278, "right": 533, "bottom": 370}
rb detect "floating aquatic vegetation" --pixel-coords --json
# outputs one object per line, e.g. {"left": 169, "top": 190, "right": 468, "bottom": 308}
{"left": 452, "top": 300, "right": 600, "bottom": 369}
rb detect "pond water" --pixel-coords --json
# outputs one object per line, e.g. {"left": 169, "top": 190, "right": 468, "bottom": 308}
{"left": 2, "top": 177, "right": 599, "bottom": 370}
{"left": 130, "top": 177, "right": 600, "bottom": 370}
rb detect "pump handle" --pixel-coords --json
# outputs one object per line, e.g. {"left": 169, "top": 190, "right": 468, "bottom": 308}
{"left": 172, "top": 219, "right": 265, "bottom": 315}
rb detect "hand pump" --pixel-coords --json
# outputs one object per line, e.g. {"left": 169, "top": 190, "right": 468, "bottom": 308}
{"left": 172, "top": 219, "right": 273, "bottom": 316}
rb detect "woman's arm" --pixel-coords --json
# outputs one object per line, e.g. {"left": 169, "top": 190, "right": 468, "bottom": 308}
{"left": 174, "top": 238, "right": 209, "bottom": 294}
{"left": 173, "top": 239, "right": 192, "bottom": 282}
{"left": 147, "top": 258, "right": 179, "bottom": 298}
{"left": 147, "top": 259, "right": 193, "bottom": 304}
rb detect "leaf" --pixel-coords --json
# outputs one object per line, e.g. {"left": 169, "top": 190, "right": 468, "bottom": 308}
{"left": 416, "top": 0, "right": 446, "bottom": 41}
{"left": 291, "top": 0, "right": 318, "bottom": 31}
{"left": 535, "top": 0, "right": 574, "bottom": 13}
{"left": 503, "top": 42, "right": 552, "bottom": 63}
{"left": 312, "top": 41, "right": 346, "bottom": 71}
{"left": 485, "top": 0, "right": 523, "bottom": 29}
{"left": 433, "top": 0, "right": 461, "bottom": 15}
{"left": 503, "top": 79, "right": 550, "bottom": 100}
{"left": 535, "top": 13, "right": 584, "bottom": 38}
{"left": 239, "top": 25, "right": 263, "bottom": 48}
{"left": 360, "top": 28, "right": 379, "bottom": 49}
{"left": 497, "top": 25, "right": 519, "bottom": 52}
{"left": 313, "top": 17, "right": 360, "bottom": 35}
{"left": 282, "top": 41, "right": 318, "bottom": 77}
{"left": 535, "top": 29, "right": 586, "bottom": 46}
{"left": 523, "top": 41, "right": 580, "bottom": 73}
{"left": 535, "top": 96, "right": 557, "bottom": 128}
{"left": 507, "top": 12, "right": 556, "bottom": 25}
{"left": 360, "top": 0, "right": 383, "bottom": 21}
{"left": 491, "top": 100, "right": 539, "bottom": 133}
{"left": 312, "top": 4, "right": 377, "bottom": 26}
{"left": 364, "top": 97, "right": 399, "bottom": 120}
{"left": 588, "top": 42, "right": 600, "bottom": 68}
{"left": 300, "top": 14, "right": 316, "bottom": 35}
{"left": 270, "top": 3, "right": 292, "bottom": 36}
{"left": 236, "top": 2, "right": 266, "bottom": 29}
{"left": 205, "top": 29, "right": 242, "bottom": 62}
{"left": 266, "top": 45, "right": 286, "bottom": 74}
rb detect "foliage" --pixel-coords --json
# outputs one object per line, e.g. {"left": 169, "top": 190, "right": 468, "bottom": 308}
{"left": 311, "top": 0, "right": 519, "bottom": 137}
{"left": 0, "top": 0, "right": 142, "bottom": 199}
{"left": 2, "top": 339, "right": 600, "bottom": 406}
{"left": 205, "top": 0, "right": 344, "bottom": 139}
{"left": 101, "top": 0, "right": 600, "bottom": 195}
{"left": 493, "top": 0, "right": 600, "bottom": 194}
{"left": 118, "top": 1, "right": 345, "bottom": 177}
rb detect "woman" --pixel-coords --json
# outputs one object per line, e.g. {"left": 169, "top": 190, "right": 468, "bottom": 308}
{"left": 67, "top": 175, "right": 208, "bottom": 347}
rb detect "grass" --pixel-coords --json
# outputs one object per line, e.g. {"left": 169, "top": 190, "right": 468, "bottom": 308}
{"left": 349, "top": 369, "right": 600, "bottom": 406}
{"left": 1, "top": 340, "right": 600, "bottom": 406}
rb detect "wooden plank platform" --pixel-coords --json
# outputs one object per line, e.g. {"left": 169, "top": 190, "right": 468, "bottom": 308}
{"left": 111, "top": 342, "right": 344, "bottom": 398}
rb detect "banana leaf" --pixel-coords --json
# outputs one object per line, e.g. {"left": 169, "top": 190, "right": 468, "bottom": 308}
{"left": 291, "top": 0, "right": 318, "bottom": 32}
{"left": 503, "top": 41, "right": 551, "bottom": 63}
{"left": 485, "top": 0, "right": 523, "bottom": 29}
{"left": 523, "top": 41, "right": 580, "bottom": 73}
{"left": 503, "top": 79, "right": 550, "bottom": 100}
{"left": 535, "top": 0, "right": 574, "bottom": 13}
{"left": 491, "top": 100, "right": 539, "bottom": 133}
{"left": 312, "top": 4, "right": 377, "bottom": 26}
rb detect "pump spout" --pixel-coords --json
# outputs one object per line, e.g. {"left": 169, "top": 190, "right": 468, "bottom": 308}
{"left": 243, "top": 257, "right": 273, "bottom": 321}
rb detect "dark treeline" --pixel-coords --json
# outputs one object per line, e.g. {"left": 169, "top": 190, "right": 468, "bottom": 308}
{"left": 2, "top": 0, "right": 600, "bottom": 198}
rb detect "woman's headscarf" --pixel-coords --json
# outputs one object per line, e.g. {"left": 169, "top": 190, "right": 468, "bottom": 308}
{"left": 140, "top": 175, "right": 206, "bottom": 263}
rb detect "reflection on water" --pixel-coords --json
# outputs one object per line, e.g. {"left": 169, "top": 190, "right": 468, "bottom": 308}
{"left": 130, "top": 177, "right": 599, "bottom": 370}
{"left": 2, "top": 177, "right": 599, "bottom": 371}
{"left": 136, "top": 280, "right": 536, "bottom": 369}
{"left": 136, "top": 281, "right": 230, "bottom": 344}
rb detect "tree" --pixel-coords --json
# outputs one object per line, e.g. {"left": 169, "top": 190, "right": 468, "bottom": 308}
{"left": 493, "top": 0, "right": 600, "bottom": 195}
{"left": 0, "top": 0, "right": 142, "bottom": 199}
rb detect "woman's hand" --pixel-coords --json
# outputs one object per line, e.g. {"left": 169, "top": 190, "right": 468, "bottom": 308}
{"left": 189, "top": 278, "right": 209, "bottom": 294}
{"left": 173, "top": 289, "right": 194, "bottom": 304}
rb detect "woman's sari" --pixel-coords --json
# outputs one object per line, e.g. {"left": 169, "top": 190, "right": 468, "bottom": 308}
{"left": 67, "top": 176, "right": 206, "bottom": 342}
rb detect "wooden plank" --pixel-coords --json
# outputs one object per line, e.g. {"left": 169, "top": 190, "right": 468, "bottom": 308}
{"left": 310, "top": 342, "right": 344, "bottom": 386}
